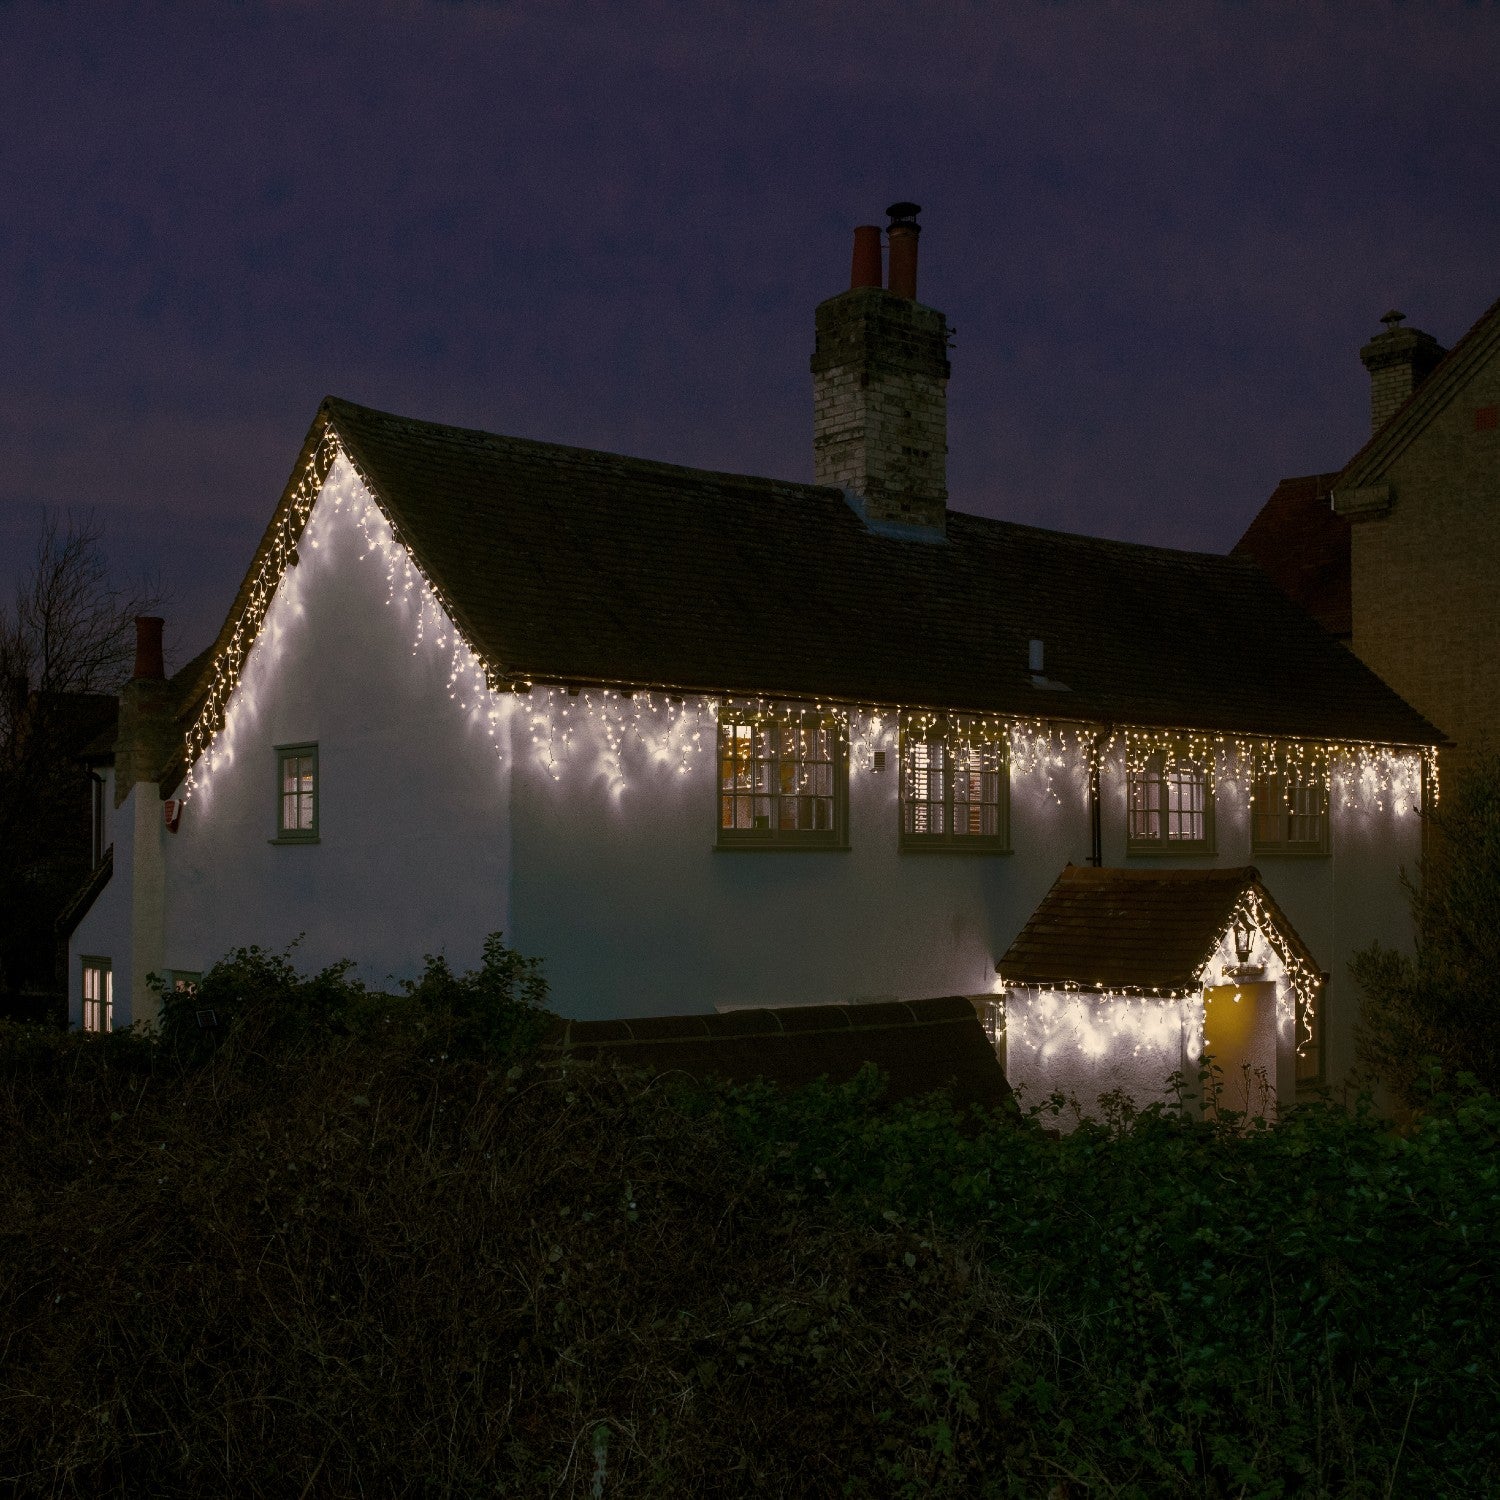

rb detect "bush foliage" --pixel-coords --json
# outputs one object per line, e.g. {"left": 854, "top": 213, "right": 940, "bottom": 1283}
{"left": 1353, "top": 753, "right": 1500, "bottom": 1105}
{"left": 2, "top": 938, "right": 1497, "bottom": 1496}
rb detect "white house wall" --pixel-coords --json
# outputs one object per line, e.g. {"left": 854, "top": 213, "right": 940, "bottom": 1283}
{"left": 506, "top": 712, "right": 1090, "bottom": 1018}
{"left": 159, "top": 457, "right": 514, "bottom": 995}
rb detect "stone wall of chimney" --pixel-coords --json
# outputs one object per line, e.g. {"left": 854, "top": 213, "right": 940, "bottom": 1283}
{"left": 811, "top": 287, "right": 950, "bottom": 530}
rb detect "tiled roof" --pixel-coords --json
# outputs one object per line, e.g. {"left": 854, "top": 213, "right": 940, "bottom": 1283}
{"left": 54, "top": 846, "right": 112, "bottom": 940}
{"left": 996, "top": 865, "right": 1317, "bottom": 993}
{"left": 1232, "top": 473, "right": 1350, "bottom": 638}
{"left": 545, "top": 994, "right": 1013, "bottom": 1111}
{"left": 303, "top": 397, "right": 1441, "bottom": 747}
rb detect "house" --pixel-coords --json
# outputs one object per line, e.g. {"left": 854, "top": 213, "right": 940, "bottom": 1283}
{"left": 68, "top": 208, "right": 1442, "bottom": 1112}
{"left": 0, "top": 680, "right": 117, "bottom": 1024}
{"left": 1235, "top": 296, "right": 1500, "bottom": 778}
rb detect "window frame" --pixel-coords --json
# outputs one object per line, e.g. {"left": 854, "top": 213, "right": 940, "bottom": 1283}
{"left": 273, "top": 742, "right": 320, "bottom": 844}
{"left": 1251, "top": 757, "right": 1331, "bottom": 856}
{"left": 82, "top": 957, "right": 112, "bottom": 1034}
{"left": 715, "top": 707, "right": 848, "bottom": 851}
{"left": 898, "top": 714, "right": 1012, "bottom": 854}
{"left": 1125, "top": 744, "right": 1216, "bottom": 855}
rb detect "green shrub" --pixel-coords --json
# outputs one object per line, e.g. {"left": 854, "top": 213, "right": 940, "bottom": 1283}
{"left": 1354, "top": 753, "right": 1500, "bottom": 1105}
{"left": 2, "top": 941, "right": 1496, "bottom": 1496}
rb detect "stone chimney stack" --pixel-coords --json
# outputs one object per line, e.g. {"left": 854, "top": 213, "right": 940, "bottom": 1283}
{"left": 114, "top": 616, "right": 175, "bottom": 806}
{"left": 1359, "top": 310, "right": 1446, "bottom": 434}
{"left": 811, "top": 203, "right": 951, "bottom": 533}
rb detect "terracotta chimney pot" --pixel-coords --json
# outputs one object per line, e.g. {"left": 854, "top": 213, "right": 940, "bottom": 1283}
{"left": 133, "top": 616, "right": 165, "bottom": 681}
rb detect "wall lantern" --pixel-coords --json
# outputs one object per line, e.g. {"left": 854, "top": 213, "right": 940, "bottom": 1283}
{"left": 1232, "top": 915, "right": 1255, "bottom": 967}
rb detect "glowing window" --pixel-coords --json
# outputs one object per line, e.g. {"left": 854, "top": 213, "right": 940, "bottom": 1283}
{"left": 900, "top": 716, "right": 1010, "bottom": 851}
{"left": 1252, "top": 758, "right": 1330, "bottom": 854}
{"left": 275, "top": 744, "right": 319, "bottom": 842}
{"left": 82, "top": 958, "right": 112, "bottom": 1033}
{"left": 717, "top": 708, "right": 845, "bottom": 848}
{"left": 1127, "top": 749, "right": 1213, "bottom": 854}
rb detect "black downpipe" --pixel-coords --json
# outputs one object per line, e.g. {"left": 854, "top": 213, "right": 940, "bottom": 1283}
{"left": 1088, "top": 733, "right": 1105, "bottom": 866}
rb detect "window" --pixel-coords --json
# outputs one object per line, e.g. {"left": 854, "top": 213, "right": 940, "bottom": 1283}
{"left": 82, "top": 958, "right": 112, "bottom": 1033}
{"left": 900, "top": 715, "right": 1010, "bottom": 851}
{"left": 717, "top": 708, "right": 846, "bottom": 848}
{"left": 1127, "top": 747, "right": 1214, "bottom": 853}
{"left": 1252, "top": 757, "right": 1330, "bottom": 854}
{"left": 275, "top": 743, "right": 319, "bottom": 842}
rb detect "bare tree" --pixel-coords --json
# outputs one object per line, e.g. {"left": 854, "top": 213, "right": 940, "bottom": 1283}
{"left": 1, "top": 510, "right": 162, "bottom": 749}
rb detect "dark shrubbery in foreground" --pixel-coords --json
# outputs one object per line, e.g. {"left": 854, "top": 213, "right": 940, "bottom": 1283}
{"left": 2, "top": 942, "right": 1497, "bottom": 1496}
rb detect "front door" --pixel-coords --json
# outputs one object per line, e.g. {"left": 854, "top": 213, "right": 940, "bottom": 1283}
{"left": 1201, "top": 981, "right": 1278, "bottom": 1120}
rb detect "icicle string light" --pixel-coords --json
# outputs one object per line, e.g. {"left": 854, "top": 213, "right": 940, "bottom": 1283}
{"left": 182, "top": 438, "right": 1440, "bottom": 820}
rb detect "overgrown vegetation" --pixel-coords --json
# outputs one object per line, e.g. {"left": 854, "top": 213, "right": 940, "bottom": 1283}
{"left": 3, "top": 938, "right": 1496, "bottom": 1496}
{"left": 1354, "top": 753, "right": 1500, "bottom": 1106}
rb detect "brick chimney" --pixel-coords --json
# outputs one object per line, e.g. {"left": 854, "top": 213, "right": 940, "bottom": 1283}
{"left": 113, "top": 616, "right": 175, "bottom": 806}
{"left": 1359, "top": 310, "right": 1446, "bottom": 434}
{"left": 811, "top": 203, "right": 951, "bottom": 533}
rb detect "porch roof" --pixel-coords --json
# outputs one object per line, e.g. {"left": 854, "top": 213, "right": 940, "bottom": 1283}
{"left": 996, "top": 864, "right": 1317, "bottom": 994}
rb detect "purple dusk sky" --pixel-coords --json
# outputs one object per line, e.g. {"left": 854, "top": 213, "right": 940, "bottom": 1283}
{"left": 2, "top": 2, "right": 1497, "bottom": 668}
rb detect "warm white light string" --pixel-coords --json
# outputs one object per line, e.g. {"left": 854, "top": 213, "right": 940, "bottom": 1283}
{"left": 182, "top": 436, "right": 1439, "bottom": 824}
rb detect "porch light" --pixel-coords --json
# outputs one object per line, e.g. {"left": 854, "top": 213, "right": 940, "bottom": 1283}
{"left": 1232, "top": 915, "right": 1255, "bottom": 968}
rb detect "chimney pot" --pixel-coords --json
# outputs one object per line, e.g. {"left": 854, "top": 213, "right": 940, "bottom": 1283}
{"left": 886, "top": 202, "right": 922, "bottom": 300}
{"left": 850, "top": 225, "right": 882, "bottom": 289}
{"left": 133, "top": 616, "right": 165, "bottom": 681}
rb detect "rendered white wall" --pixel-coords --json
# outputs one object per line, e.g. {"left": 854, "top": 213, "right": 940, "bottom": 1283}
{"left": 506, "top": 710, "right": 1091, "bottom": 1018}
{"left": 159, "top": 457, "right": 514, "bottom": 990}
{"left": 1004, "top": 988, "right": 1200, "bottom": 1122}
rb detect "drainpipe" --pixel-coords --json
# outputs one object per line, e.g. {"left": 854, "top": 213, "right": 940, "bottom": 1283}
{"left": 1088, "top": 731, "right": 1107, "bottom": 866}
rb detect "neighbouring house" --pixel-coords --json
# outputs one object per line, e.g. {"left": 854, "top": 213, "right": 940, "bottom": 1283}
{"left": 0, "top": 681, "right": 117, "bottom": 1023}
{"left": 67, "top": 208, "right": 1443, "bottom": 1114}
{"left": 1235, "top": 296, "right": 1500, "bottom": 779}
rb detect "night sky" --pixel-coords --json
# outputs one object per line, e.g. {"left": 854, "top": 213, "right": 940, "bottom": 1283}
{"left": 3, "top": 3, "right": 1497, "bottom": 669}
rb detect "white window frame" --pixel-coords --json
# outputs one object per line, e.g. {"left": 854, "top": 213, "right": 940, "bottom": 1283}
{"left": 82, "top": 958, "right": 112, "bottom": 1034}
{"left": 1126, "top": 746, "right": 1215, "bottom": 854}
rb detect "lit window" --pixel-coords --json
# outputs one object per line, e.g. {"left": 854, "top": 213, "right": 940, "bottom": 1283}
{"left": 163, "top": 970, "right": 202, "bottom": 996}
{"left": 717, "top": 708, "right": 846, "bottom": 847}
{"left": 1127, "top": 748, "right": 1214, "bottom": 853}
{"left": 82, "top": 959, "right": 112, "bottom": 1033}
{"left": 275, "top": 744, "right": 319, "bottom": 842}
{"left": 900, "top": 716, "right": 1010, "bottom": 851}
{"left": 1252, "top": 756, "right": 1330, "bottom": 854}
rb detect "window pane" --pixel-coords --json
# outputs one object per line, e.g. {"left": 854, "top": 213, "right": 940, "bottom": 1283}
{"left": 1166, "top": 765, "right": 1205, "bottom": 841}
{"left": 718, "top": 713, "right": 837, "bottom": 839}
{"left": 1128, "top": 771, "right": 1161, "bottom": 840}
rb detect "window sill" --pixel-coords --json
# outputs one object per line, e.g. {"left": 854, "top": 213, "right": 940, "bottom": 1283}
{"left": 1251, "top": 845, "right": 1331, "bottom": 859}
{"left": 714, "top": 841, "right": 850, "bottom": 853}
{"left": 900, "top": 842, "right": 1013, "bottom": 856}
{"left": 1125, "top": 843, "right": 1217, "bottom": 858}
{"left": 269, "top": 835, "right": 321, "bottom": 846}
